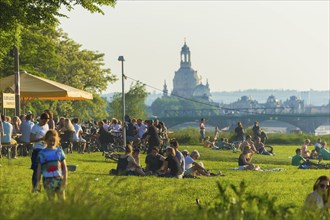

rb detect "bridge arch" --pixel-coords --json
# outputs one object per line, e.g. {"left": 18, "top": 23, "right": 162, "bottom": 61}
{"left": 160, "top": 113, "right": 329, "bottom": 133}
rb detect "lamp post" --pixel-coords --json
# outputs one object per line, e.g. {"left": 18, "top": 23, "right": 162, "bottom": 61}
{"left": 118, "top": 56, "right": 126, "bottom": 147}
{"left": 14, "top": 46, "right": 20, "bottom": 116}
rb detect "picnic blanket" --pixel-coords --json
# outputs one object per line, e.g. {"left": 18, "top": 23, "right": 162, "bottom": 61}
{"left": 299, "top": 161, "right": 330, "bottom": 169}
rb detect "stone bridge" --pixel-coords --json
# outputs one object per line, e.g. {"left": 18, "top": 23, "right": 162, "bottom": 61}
{"left": 159, "top": 113, "right": 330, "bottom": 133}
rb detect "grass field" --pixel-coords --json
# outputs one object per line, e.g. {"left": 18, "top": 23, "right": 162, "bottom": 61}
{"left": 0, "top": 144, "right": 329, "bottom": 220}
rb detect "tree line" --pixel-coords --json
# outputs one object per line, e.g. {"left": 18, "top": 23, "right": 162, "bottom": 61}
{"left": 0, "top": 0, "right": 149, "bottom": 121}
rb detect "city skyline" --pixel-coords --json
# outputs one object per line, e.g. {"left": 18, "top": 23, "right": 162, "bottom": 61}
{"left": 59, "top": 1, "right": 329, "bottom": 94}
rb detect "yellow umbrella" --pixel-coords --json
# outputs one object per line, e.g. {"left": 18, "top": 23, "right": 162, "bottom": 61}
{"left": 0, "top": 72, "right": 93, "bottom": 100}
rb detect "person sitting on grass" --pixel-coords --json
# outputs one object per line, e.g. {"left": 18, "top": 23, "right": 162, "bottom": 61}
{"left": 132, "top": 148, "right": 141, "bottom": 166}
{"left": 35, "top": 130, "right": 67, "bottom": 201}
{"left": 184, "top": 150, "right": 208, "bottom": 176}
{"left": 116, "top": 144, "right": 145, "bottom": 176}
{"left": 203, "top": 136, "right": 216, "bottom": 148}
{"left": 316, "top": 141, "right": 330, "bottom": 162}
{"left": 161, "top": 147, "right": 182, "bottom": 178}
{"left": 181, "top": 149, "right": 189, "bottom": 158}
{"left": 184, "top": 150, "right": 223, "bottom": 177}
{"left": 241, "top": 135, "right": 257, "bottom": 153}
{"left": 145, "top": 147, "right": 165, "bottom": 175}
{"left": 291, "top": 148, "right": 306, "bottom": 166}
{"left": 254, "top": 137, "right": 273, "bottom": 156}
{"left": 238, "top": 145, "right": 260, "bottom": 171}
{"left": 214, "top": 138, "right": 234, "bottom": 150}
{"left": 170, "top": 139, "right": 185, "bottom": 178}
{"left": 310, "top": 149, "right": 318, "bottom": 160}
{"left": 301, "top": 139, "right": 311, "bottom": 159}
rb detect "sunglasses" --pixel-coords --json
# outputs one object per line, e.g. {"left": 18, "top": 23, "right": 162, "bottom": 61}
{"left": 319, "top": 184, "right": 329, "bottom": 189}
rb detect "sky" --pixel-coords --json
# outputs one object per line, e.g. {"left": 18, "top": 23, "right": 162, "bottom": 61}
{"left": 58, "top": 1, "right": 329, "bottom": 94}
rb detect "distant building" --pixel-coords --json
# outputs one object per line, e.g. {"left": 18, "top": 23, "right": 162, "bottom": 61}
{"left": 265, "top": 95, "right": 282, "bottom": 114}
{"left": 282, "top": 96, "right": 304, "bottom": 113}
{"left": 227, "top": 96, "right": 260, "bottom": 114}
{"left": 301, "top": 91, "right": 311, "bottom": 106}
{"left": 170, "top": 42, "right": 211, "bottom": 101}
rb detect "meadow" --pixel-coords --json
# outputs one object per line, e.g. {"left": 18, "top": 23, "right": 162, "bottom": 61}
{"left": 0, "top": 142, "right": 329, "bottom": 220}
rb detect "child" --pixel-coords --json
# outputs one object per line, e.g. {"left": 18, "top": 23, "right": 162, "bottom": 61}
{"left": 35, "top": 130, "right": 68, "bottom": 200}
{"left": 291, "top": 148, "right": 306, "bottom": 166}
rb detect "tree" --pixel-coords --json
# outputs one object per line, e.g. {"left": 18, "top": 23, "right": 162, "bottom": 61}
{"left": 0, "top": 23, "right": 117, "bottom": 120}
{"left": 151, "top": 96, "right": 220, "bottom": 117}
{"left": 109, "top": 82, "right": 149, "bottom": 120}
{"left": 0, "top": 0, "right": 116, "bottom": 66}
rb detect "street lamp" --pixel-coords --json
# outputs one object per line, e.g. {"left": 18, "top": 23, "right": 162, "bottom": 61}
{"left": 118, "top": 56, "right": 126, "bottom": 147}
{"left": 14, "top": 46, "right": 20, "bottom": 116}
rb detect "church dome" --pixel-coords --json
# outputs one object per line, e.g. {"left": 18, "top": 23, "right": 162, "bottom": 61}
{"left": 193, "top": 84, "right": 211, "bottom": 99}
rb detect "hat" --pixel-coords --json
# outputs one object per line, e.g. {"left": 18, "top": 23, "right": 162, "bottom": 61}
{"left": 40, "top": 113, "right": 49, "bottom": 120}
{"left": 27, "top": 111, "right": 32, "bottom": 115}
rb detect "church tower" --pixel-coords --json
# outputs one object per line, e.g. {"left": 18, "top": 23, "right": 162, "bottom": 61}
{"left": 180, "top": 42, "right": 191, "bottom": 68}
{"left": 163, "top": 80, "right": 168, "bottom": 97}
{"left": 171, "top": 42, "right": 201, "bottom": 98}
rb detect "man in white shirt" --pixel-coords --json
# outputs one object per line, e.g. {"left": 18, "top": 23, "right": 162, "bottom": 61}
{"left": 136, "top": 119, "right": 147, "bottom": 139}
{"left": 1, "top": 115, "right": 17, "bottom": 158}
{"left": 184, "top": 150, "right": 210, "bottom": 177}
{"left": 19, "top": 113, "right": 34, "bottom": 143}
{"left": 30, "top": 113, "right": 49, "bottom": 191}
{"left": 72, "top": 118, "right": 86, "bottom": 153}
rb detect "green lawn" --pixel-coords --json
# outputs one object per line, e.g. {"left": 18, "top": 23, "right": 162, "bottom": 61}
{"left": 0, "top": 145, "right": 328, "bottom": 220}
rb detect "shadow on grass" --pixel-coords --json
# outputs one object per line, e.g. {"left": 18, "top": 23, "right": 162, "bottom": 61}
{"left": 77, "top": 159, "right": 112, "bottom": 163}
{"left": 75, "top": 172, "right": 110, "bottom": 176}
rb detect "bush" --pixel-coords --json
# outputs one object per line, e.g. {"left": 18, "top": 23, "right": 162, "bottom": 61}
{"left": 170, "top": 128, "right": 330, "bottom": 146}
{"left": 199, "top": 180, "right": 295, "bottom": 220}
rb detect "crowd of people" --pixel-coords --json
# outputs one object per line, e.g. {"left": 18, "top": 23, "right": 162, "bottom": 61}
{"left": 291, "top": 138, "right": 330, "bottom": 167}
{"left": 110, "top": 138, "right": 223, "bottom": 178}
{"left": 0, "top": 112, "right": 329, "bottom": 213}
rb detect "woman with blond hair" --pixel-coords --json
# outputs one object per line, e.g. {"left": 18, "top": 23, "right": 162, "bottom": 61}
{"left": 301, "top": 139, "right": 311, "bottom": 159}
{"left": 35, "top": 129, "right": 67, "bottom": 200}
{"left": 238, "top": 145, "right": 260, "bottom": 171}
{"left": 59, "top": 118, "right": 75, "bottom": 153}
{"left": 115, "top": 144, "right": 145, "bottom": 176}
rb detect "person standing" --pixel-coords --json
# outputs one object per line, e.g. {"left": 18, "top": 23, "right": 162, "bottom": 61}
{"left": 200, "top": 118, "right": 206, "bottom": 143}
{"left": 30, "top": 113, "right": 49, "bottom": 191}
{"left": 252, "top": 121, "right": 261, "bottom": 139}
{"left": 44, "top": 110, "right": 55, "bottom": 130}
{"left": 136, "top": 119, "right": 147, "bottom": 139}
{"left": 235, "top": 122, "right": 245, "bottom": 142}
{"left": 72, "top": 118, "right": 86, "bottom": 154}
{"left": 35, "top": 130, "right": 68, "bottom": 200}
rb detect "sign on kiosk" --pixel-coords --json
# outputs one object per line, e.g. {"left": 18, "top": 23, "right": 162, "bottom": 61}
{"left": 2, "top": 93, "right": 15, "bottom": 109}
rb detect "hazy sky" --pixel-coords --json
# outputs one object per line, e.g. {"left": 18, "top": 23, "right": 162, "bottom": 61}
{"left": 59, "top": 1, "right": 329, "bottom": 94}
